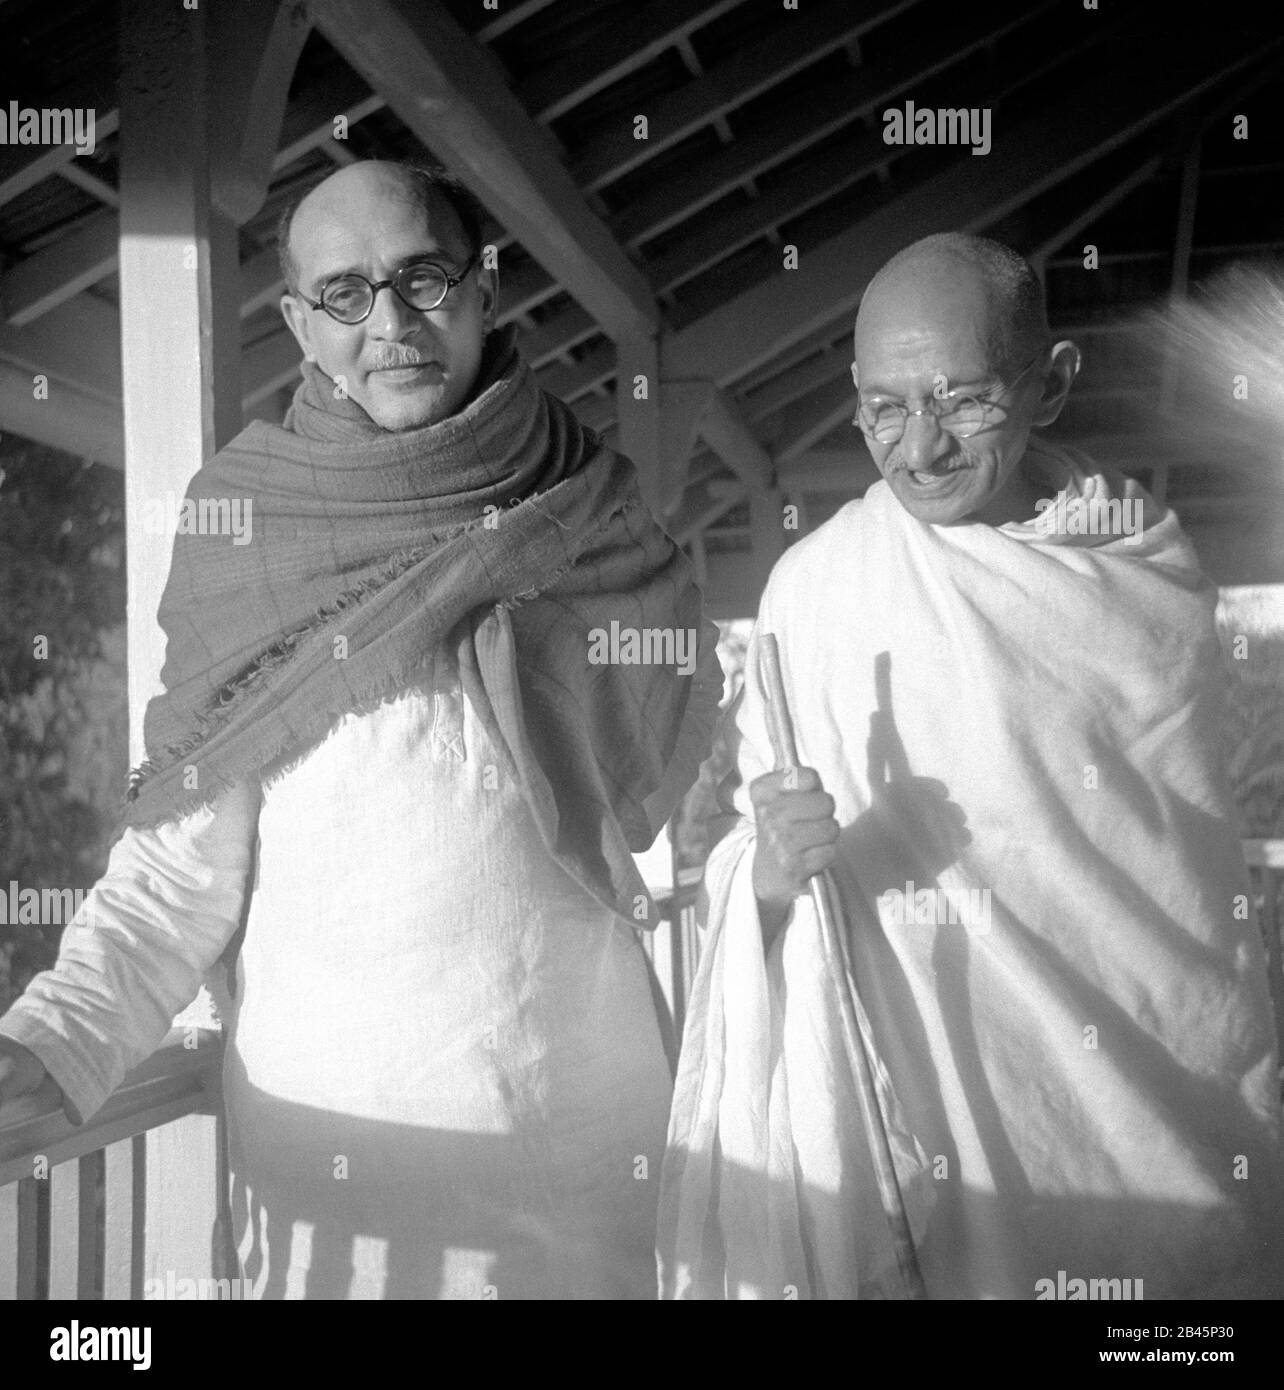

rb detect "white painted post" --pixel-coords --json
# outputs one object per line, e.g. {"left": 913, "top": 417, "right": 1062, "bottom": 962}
{"left": 118, "top": 0, "right": 243, "bottom": 1292}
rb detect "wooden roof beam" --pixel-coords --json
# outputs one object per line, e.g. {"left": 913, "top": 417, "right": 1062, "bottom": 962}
{"left": 56, "top": 163, "right": 120, "bottom": 208}
{"left": 241, "top": 331, "right": 308, "bottom": 407}
{"left": 662, "top": 28, "right": 1280, "bottom": 391}
{"left": 672, "top": 478, "right": 745, "bottom": 546}
{"left": 310, "top": 0, "right": 660, "bottom": 342}
{"left": 0, "top": 73, "right": 119, "bottom": 207}
{"left": 733, "top": 317, "right": 853, "bottom": 397}
{"left": 570, "top": 0, "right": 918, "bottom": 192}
{"left": 538, "top": 340, "right": 616, "bottom": 404}
{"left": 518, "top": 0, "right": 745, "bottom": 125}
{"left": 421, "top": 3, "right": 1061, "bottom": 391}
{"left": 208, "top": 0, "right": 314, "bottom": 223}
{"left": 3, "top": 210, "right": 118, "bottom": 326}
{"left": 0, "top": 358, "right": 124, "bottom": 466}
{"left": 1, "top": 75, "right": 384, "bottom": 329}
{"left": 769, "top": 376, "right": 857, "bottom": 466}
{"left": 475, "top": 0, "right": 560, "bottom": 44}
{"left": 1026, "top": 155, "right": 1165, "bottom": 267}
{"left": 0, "top": 293, "right": 122, "bottom": 405}
{"left": 271, "top": 85, "right": 385, "bottom": 171}
{"left": 518, "top": 304, "right": 598, "bottom": 369}
{"left": 742, "top": 341, "right": 850, "bottom": 424}
{"left": 493, "top": 260, "right": 562, "bottom": 325}
{"left": 698, "top": 388, "right": 773, "bottom": 491}
{"left": 613, "top": 0, "right": 1056, "bottom": 250}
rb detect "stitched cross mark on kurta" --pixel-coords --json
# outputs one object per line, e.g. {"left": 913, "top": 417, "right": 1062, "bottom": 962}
{"left": 430, "top": 651, "right": 466, "bottom": 762}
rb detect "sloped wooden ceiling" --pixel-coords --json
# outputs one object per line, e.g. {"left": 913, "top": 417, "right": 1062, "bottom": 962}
{"left": 1, "top": 0, "right": 1282, "bottom": 609}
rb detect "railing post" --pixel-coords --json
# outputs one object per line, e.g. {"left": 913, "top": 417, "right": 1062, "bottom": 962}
{"left": 103, "top": 1135, "right": 146, "bottom": 1300}
{"left": 0, "top": 1177, "right": 40, "bottom": 1299}
{"left": 142, "top": 1111, "right": 222, "bottom": 1293}
{"left": 48, "top": 1152, "right": 101, "bottom": 1297}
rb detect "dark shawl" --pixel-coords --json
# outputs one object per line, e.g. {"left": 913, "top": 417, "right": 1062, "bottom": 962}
{"left": 124, "top": 328, "right": 722, "bottom": 924}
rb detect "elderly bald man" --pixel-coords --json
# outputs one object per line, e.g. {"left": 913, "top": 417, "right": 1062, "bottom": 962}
{"left": 660, "top": 233, "right": 1281, "bottom": 1300}
{"left": 0, "top": 160, "right": 721, "bottom": 1299}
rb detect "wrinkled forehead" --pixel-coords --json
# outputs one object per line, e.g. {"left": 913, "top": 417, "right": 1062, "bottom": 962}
{"left": 290, "top": 179, "right": 467, "bottom": 283}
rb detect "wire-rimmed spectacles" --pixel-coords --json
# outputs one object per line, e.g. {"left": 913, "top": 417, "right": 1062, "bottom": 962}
{"left": 853, "top": 350, "right": 1047, "bottom": 444}
{"left": 300, "top": 255, "right": 479, "bottom": 325}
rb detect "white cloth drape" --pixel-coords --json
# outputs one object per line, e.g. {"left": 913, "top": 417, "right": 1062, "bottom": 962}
{"left": 660, "top": 445, "right": 1282, "bottom": 1299}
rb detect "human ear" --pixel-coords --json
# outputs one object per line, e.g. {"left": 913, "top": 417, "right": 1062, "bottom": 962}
{"left": 280, "top": 292, "right": 319, "bottom": 363}
{"left": 476, "top": 265, "right": 499, "bottom": 333}
{"left": 1030, "top": 340, "right": 1080, "bottom": 426}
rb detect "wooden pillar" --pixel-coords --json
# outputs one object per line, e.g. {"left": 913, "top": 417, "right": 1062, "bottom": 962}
{"left": 120, "top": 1, "right": 243, "bottom": 760}
{"left": 657, "top": 379, "right": 713, "bottom": 520}
{"left": 616, "top": 336, "right": 663, "bottom": 515}
{"left": 119, "top": 0, "right": 244, "bottom": 1294}
{"left": 749, "top": 486, "right": 788, "bottom": 598}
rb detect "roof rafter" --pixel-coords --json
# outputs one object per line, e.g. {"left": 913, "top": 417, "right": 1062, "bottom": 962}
{"left": 662, "top": 28, "right": 1279, "bottom": 390}
{"left": 518, "top": 0, "right": 746, "bottom": 124}
{"left": 647, "top": 1, "right": 1051, "bottom": 290}
{"left": 309, "top": 0, "right": 660, "bottom": 342}
{"left": 0, "top": 77, "right": 388, "bottom": 328}
{"left": 0, "top": 71, "right": 120, "bottom": 207}
{"left": 570, "top": 0, "right": 917, "bottom": 191}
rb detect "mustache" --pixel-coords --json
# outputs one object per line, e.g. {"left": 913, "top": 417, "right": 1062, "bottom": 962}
{"left": 886, "top": 452, "right": 976, "bottom": 473}
{"left": 367, "top": 347, "right": 439, "bottom": 370}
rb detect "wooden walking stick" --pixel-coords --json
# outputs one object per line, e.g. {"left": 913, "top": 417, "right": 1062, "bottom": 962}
{"left": 757, "top": 633, "right": 928, "bottom": 1300}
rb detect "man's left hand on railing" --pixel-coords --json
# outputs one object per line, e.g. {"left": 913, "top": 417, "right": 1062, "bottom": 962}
{"left": 0, "top": 1036, "right": 72, "bottom": 1121}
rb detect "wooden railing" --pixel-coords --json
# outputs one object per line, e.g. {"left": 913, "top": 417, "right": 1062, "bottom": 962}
{"left": 0, "top": 1029, "right": 223, "bottom": 1300}
{"left": 1245, "top": 839, "right": 1284, "bottom": 1063}
{"left": 2, "top": 843, "right": 1280, "bottom": 1300}
{"left": 646, "top": 873, "right": 702, "bottom": 1039}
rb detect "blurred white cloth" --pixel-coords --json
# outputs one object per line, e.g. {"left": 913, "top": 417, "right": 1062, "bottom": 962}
{"left": 2, "top": 656, "right": 672, "bottom": 1299}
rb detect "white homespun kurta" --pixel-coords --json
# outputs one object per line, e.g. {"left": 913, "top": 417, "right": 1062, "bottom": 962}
{"left": 0, "top": 650, "right": 674, "bottom": 1299}
{"left": 661, "top": 443, "right": 1282, "bottom": 1300}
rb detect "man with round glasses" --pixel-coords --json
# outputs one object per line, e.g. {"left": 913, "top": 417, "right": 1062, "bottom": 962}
{"left": 278, "top": 161, "right": 493, "bottom": 431}
{"left": 0, "top": 160, "right": 721, "bottom": 1299}
{"left": 661, "top": 233, "right": 1280, "bottom": 1299}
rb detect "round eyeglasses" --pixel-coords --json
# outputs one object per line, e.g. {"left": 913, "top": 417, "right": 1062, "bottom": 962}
{"left": 854, "top": 350, "right": 1046, "bottom": 444}
{"left": 300, "top": 255, "right": 479, "bottom": 325}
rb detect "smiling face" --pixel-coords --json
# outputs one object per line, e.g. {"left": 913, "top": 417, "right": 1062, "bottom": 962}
{"left": 852, "top": 256, "right": 1046, "bottom": 526}
{"left": 280, "top": 163, "right": 497, "bottom": 431}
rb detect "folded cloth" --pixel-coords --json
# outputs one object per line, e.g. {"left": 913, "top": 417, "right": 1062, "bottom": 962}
{"left": 661, "top": 441, "right": 1282, "bottom": 1298}
{"left": 658, "top": 821, "right": 933, "bottom": 1299}
{"left": 123, "top": 327, "right": 721, "bottom": 924}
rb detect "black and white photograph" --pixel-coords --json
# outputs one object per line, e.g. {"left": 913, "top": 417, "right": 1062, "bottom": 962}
{"left": 0, "top": 0, "right": 1281, "bottom": 1352}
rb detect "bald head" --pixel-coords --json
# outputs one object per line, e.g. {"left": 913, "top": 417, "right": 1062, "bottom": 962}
{"left": 278, "top": 161, "right": 484, "bottom": 295}
{"left": 858, "top": 234, "right": 1049, "bottom": 378}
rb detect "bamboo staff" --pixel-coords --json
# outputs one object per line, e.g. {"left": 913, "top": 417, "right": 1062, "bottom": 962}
{"left": 757, "top": 632, "right": 927, "bottom": 1300}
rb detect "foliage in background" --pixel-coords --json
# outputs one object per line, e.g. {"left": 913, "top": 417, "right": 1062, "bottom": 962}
{"left": 0, "top": 437, "right": 127, "bottom": 1011}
